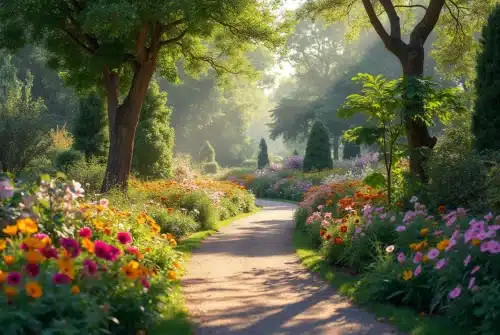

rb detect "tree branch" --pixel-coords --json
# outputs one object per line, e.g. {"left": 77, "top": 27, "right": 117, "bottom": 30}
{"left": 62, "top": 27, "right": 95, "bottom": 55}
{"left": 160, "top": 28, "right": 189, "bottom": 47}
{"left": 380, "top": 0, "right": 401, "bottom": 40}
{"left": 394, "top": 4, "right": 427, "bottom": 10}
{"left": 176, "top": 42, "right": 240, "bottom": 75}
{"left": 362, "top": 0, "right": 399, "bottom": 52}
{"left": 410, "top": 0, "right": 446, "bottom": 46}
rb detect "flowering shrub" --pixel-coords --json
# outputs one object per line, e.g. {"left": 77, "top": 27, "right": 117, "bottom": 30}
{"left": 283, "top": 155, "right": 304, "bottom": 170}
{"left": 0, "top": 176, "right": 182, "bottom": 333}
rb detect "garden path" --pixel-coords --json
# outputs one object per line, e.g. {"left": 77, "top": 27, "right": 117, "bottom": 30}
{"left": 183, "top": 199, "right": 402, "bottom": 335}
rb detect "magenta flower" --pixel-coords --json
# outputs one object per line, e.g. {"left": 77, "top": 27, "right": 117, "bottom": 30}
{"left": 83, "top": 259, "right": 98, "bottom": 275}
{"left": 108, "top": 245, "right": 121, "bottom": 261}
{"left": 427, "top": 248, "right": 440, "bottom": 260}
{"left": 33, "top": 233, "right": 49, "bottom": 240}
{"left": 7, "top": 272, "right": 21, "bottom": 285}
{"left": 448, "top": 286, "right": 461, "bottom": 300}
{"left": 141, "top": 278, "right": 150, "bottom": 289}
{"left": 471, "top": 265, "right": 481, "bottom": 274}
{"left": 79, "top": 227, "right": 93, "bottom": 239}
{"left": 52, "top": 273, "right": 71, "bottom": 285}
{"left": 60, "top": 238, "right": 81, "bottom": 258}
{"left": 464, "top": 254, "right": 471, "bottom": 266}
{"left": 468, "top": 277, "right": 476, "bottom": 290}
{"left": 117, "top": 232, "right": 132, "bottom": 245}
{"left": 126, "top": 246, "right": 139, "bottom": 254}
{"left": 396, "top": 226, "right": 406, "bottom": 232}
{"left": 25, "top": 264, "right": 40, "bottom": 277}
{"left": 95, "top": 240, "right": 111, "bottom": 260}
{"left": 413, "top": 252, "right": 423, "bottom": 264}
{"left": 435, "top": 258, "right": 447, "bottom": 270}
{"left": 397, "top": 252, "right": 405, "bottom": 264}
{"left": 414, "top": 264, "right": 422, "bottom": 277}
{"left": 41, "top": 246, "right": 59, "bottom": 259}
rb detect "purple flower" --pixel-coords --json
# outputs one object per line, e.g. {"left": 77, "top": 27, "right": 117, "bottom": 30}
{"left": 25, "top": 264, "right": 40, "bottom": 277}
{"left": 41, "top": 246, "right": 59, "bottom": 259}
{"left": 427, "top": 248, "right": 440, "bottom": 260}
{"left": 52, "top": 273, "right": 71, "bottom": 285}
{"left": 83, "top": 259, "right": 98, "bottom": 275}
{"left": 468, "top": 277, "right": 476, "bottom": 290}
{"left": 464, "top": 254, "right": 471, "bottom": 266}
{"left": 397, "top": 252, "right": 405, "bottom": 264}
{"left": 435, "top": 258, "right": 448, "bottom": 270}
{"left": 414, "top": 264, "right": 422, "bottom": 277}
{"left": 0, "top": 179, "right": 14, "bottom": 199}
{"left": 471, "top": 265, "right": 480, "bottom": 274}
{"left": 60, "top": 238, "right": 81, "bottom": 258}
{"left": 7, "top": 272, "right": 21, "bottom": 285}
{"left": 448, "top": 286, "right": 461, "bottom": 299}
{"left": 396, "top": 226, "right": 406, "bottom": 232}
{"left": 413, "top": 252, "right": 423, "bottom": 264}
{"left": 79, "top": 227, "right": 93, "bottom": 239}
{"left": 283, "top": 156, "right": 304, "bottom": 170}
{"left": 117, "top": 232, "right": 132, "bottom": 245}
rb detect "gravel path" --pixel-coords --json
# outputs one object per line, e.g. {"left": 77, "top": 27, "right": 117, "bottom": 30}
{"left": 182, "top": 199, "right": 401, "bottom": 335}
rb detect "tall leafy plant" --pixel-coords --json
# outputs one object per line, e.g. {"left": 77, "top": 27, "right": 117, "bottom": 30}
{"left": 257, "top": 138, "right": 270, "bottom": 169}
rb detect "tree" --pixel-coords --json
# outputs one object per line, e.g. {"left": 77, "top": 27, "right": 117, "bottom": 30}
{"left": 199, "top": 141, "right": 216, "bottom": 163}
{"left": 342, "top": 141, "right": 361, "bottom": 160}
{"left": 132, "top": 81, "right": 174, "bottom": 179}
{"left": 0, "top": 56, "right": 50, "bottom": 175}
{"left": 258, "top": 139, "right": 270, "bottom": 169}
{"left": 301, "top": 0, "right": 494, "bottom": 180}
{"left": 0, "top": 0, "right": 288, "bottom": 192}
{"left": 473, "top": 4, "right": 500, "bottom": 152}
{"left": 73, "top": 94, "right": 108, "bottom": 160}
{"left": 303, "top": 120, "right": 333, "bottom": 172}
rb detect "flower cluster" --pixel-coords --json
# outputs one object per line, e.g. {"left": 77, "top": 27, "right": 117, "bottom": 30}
{"left": 283, "top": 155, "right": 304, "bottom": 170}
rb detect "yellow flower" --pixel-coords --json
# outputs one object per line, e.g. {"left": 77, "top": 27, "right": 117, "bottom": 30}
{"left": 2, "top": 225, "right": 18, "bottom": 236}
{"left": 25, "top": 250, "right": 45, "bottom": 264}
{"left": 420, "top": 228, "right": 429, "bottom": 237}
{"left": 121, "top": 261, "right": 140, "bottom": 280}
{"left": 23, "top": 237, "right": 45, "bottom": 250}
{"left": 71, "top": 285, "right": 80, "bottom": 295}
{"left": 409, "top": 243, "right": 418, "bottom": 252}
{"left": 423, "top": 255, "right": 429, "bottom": 263}
{"left": 16, "top": 218, "right": 38, "bottom": 234}
{"left": 81, "top": 238, "right": 95, "bottom": 253}
{"left": 151, "top": 223, "right": 160, "bottom": 234}
{"left": 402, "top": 270, "right": 413, "bottom": 281}
{"left": 173, "top": 262, "right": 181, "bottom": 269}
{"left": 25, "top": 281, "right": 43, "bottom": 299}
{"left": 472, "top": 239, "right": 481, "bottom": 247}
{"left": 4, "top": 286, "right": 18, "bottom": 297}
{"left": 169, "top": 239, "right": 177, "bottom": 248}
{"left": 437, "top": 239, "right": 450, "bottom": 251}
{"left": 3, "top": 255, "right": 14, "bottom": 266}
{"left": 57, "top": 257, "right": 75, "bottom": 278}
{"left": 0, "top": 238, "right": 7, "bottom": 251}
{"left": 168, "top": 270, "right": 177, "bottom": 281}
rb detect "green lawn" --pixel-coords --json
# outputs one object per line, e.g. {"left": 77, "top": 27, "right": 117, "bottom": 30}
{"left": 150, "top": 208, "right": 261, "bottom": 335}
{"left": 293, "top": 227, "right": 467, "bottom": 335}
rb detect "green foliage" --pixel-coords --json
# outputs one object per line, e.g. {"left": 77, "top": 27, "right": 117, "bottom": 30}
{"left": 363, "top": 172, "right": 386, "bottom": 190}
{"left": 342, "top": 141, "right": 361, "bottom": 159}
{"left": 199, "top": 141, "right": 216, "bottom": 163}
{"left": 303, "top": 120, "right": 333, "bottom": 172}
{"left": 181, "top": 192, "right": 218, "bottom": 231}
{"left": 202, "top": 162, "right": 219, "bottom": 174}
{"left": 54, "top": 149, "right": 84, "bottom": 172}
{"left": 132, "top": 82, "right": 174, "bottom": 179}
{"left": 152, "top": 210, "right": 200, "bottom": 239}
{"left": 473, "top": 4, "right": 500, "bottom": 152}
{"left": 257, "top": 138, "right": 270, "bottom": 169}
{"left": 73, "top": 94, "right": 108, "bottom": 160}
{"left": 65, "top": 158, "right": 107, "bottom": 195}
{"left": 0, "top": 56, "right": 51, "bottom": 175}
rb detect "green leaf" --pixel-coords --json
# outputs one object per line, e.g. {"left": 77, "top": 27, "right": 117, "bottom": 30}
{"left": 363, "top": 172, "right": 386, "bottom": 189}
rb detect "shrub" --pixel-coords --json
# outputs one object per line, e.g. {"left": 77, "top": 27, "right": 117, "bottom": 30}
{"left": 242, "top": 159, "right": 256, "bottom": 168}
{"left": 55, "top": 149, "right": 84, "bottom": 172}
{"left": 180, "top": 191, "right": 218, "bottom": 230}
{"left": 65, "top": 158, "right": 106, "bottom": 195}
{"left": 172, "top": 154, "right": 195, "bottom": 181}
{"left": 283, "top": 155, "right": 304, "bottom": 170}
{"left": 203, "top": 161, "right": 219, "bottom": 174}
{"left": 152, "top": 209, "right": 200, "bottom": 238}
{"left": 72, "top": 94, "right": 108, "bottom": 160}
{"left": 199, "top": 141, "right": 216, "bottom": 163}
{"left": 257, "top": 138, "right": 270, "bottom": 169}
{"left": 473, "top": 4, "right": 500, "bottom": 152}
{"left": 133, "top": 81, "right": 174, "bottom": 179}
{"left": 303, "top": 120, "right": 333, "bottom": 172}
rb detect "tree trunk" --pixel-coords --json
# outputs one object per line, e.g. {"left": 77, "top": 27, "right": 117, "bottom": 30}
{"left": 332, "top": 135, "right": 339, "bottom": 160}
{"left": 100, "top": 59, "right": 156, "bottom": 193}
{"left": 399, "top": 45, "right": 437, "bottom": 182}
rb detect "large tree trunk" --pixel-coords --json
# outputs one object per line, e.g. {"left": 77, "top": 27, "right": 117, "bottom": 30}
{"left": 101, "top": 59, "right": 156, "bottom": 193}
{"left": 399, "top": 45, "right": 437, "bottom": 182}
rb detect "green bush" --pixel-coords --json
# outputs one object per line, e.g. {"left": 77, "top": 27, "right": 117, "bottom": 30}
{"left": 133, "top": 81, "right": 174, "bottom": 179}
{"left": 153, "top": 210, "right": 200, "bottom": 238}
{"left": 202, "top": 161, "right": 218, "bottom": 174}
{"left": 54, "top": 149, "right": 84, "bottom": 172}
{"left": 473, "top": 4, "right": 500, "bottom": 152}
{"left": 65, "top": 158, "right": 106, "bottom": 195}
{"left": 303, "top": 120, "right": 333, "bottom": 172}
{"left": 257, "top": 138, "right": 270, "bottom": 169}
{"left": 199, "top": 141, "right": 216, "bottom": 163}
{"left": 242, "top": 159, "right": 257, "bottom": 168}
{"left": 180, "top": 191, "right": 218, "bottom": 230}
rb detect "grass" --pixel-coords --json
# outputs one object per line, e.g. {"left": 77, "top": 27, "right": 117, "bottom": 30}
{"left": 293, "top": 227, "right": 467, "bottom": 335}
{"left": 150, "top": 208, "right": 261, "bottom": 335}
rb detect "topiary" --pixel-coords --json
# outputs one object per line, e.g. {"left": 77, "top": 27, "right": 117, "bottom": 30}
{"left": 473, "top": 4, "right": 500, "bottom": 152}
{"left": 132, "top": 81, "right": 174, "bottom": 179}
{"left": 199, "top": 141, "right": 216, "bottom": 163}
{"left": 257, "top": 138, "right": 270, "bottom": 169}
{"left": 303, "top": 120, "right": 333, "bottom": 172}
{"left": 202, "top": 161, "right": 219, "bottom": 174}
{"left": 55, "top": 149, "right": 84, "bottom": 172}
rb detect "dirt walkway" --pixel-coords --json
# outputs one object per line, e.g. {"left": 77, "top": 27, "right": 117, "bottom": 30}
{"left": 182, "top": 200, "right": 401, "bottom": 335}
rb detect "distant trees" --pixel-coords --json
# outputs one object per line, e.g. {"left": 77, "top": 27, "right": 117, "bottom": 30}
{"left": 303, "top": 120, "right": 332, "bottom": 172}
{"left": 258, "top": 139, "right": 270, "bottom": 169}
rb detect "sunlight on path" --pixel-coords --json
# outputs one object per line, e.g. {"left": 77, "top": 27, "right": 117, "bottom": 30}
{"left": 182, "top": 200, "right": 401, "bottom": 335}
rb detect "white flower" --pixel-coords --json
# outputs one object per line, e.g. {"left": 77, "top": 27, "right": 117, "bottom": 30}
{"left": 385, "top": 245, "right": 395, "bottom": 253}
{"left": 410, "top": 196, "right": 418, "bottom": 204}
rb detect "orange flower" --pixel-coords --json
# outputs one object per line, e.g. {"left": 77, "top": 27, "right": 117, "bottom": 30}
{"left": 122, "top": 261, "right": 140, "bottom": 280}
{"left": 16, "top": 218, "right": 38, "bottom": 234}
{"left": 437, "top": 239, "right": 450, "bottom": 251}
{"left": 334, "top": 237, "right": 343, "bottom": 245}
{"left": 23, "top": 237, "right": 45, "bottom": 250}
{"left": 151, "top": 223, "right": 160, "bottom": 234}
{"left": 25, "top": 250, "right": 45, "bottom": 264}
{"left": 173, "top": 262, "right": 181, "bottom": 269}
{"left": 4, "top": 286, "right": 18, "bottom": 297}
{"left": 169, "top": 239, "right": 177, "bottom": 247}
{"left": 81, "top": 238, "right": 95, "bottom": 253}
{"left": 420, "top": 228, "right": 429, "bottom": 237}
{"left": 438, "top": 205, "right": 446, "bottom": 214}
{"left": 168, "top": 270, "right": 177, "bottom": 280}
{"left": 3, "top": 255, "right": 14, "bottom": 266}
{"left": 71, "top": 285, "right": 80, "bottom": 295}
{"left": 340, "top": 225, "right": 348, "bottom": 233}
{"left": 0, "top": 239, "right": 7, "bottom": 251}
{"left": 25, "top": 281, "right": 43, "bottom": 299}
{"left": 2, "top": 225, "right": 18, "bottom": 236}
{"left": 0, "top": 270, "right": 7, "bottom": 283}
{"left": 103, "top": 227, "right": 112, "bottom": 236}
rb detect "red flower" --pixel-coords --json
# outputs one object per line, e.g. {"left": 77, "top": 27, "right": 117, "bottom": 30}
{"left": 320, "top": 230, "right": 326, "bottom": 237}
{"left": 340, "top": 225, "right": 348, "bottom": 233}
{"left": 325, "top": 234, "right": 332, "bottom": 241}
{"left": 334, "top": 237, "right": 343, "bottom": 245}
{"left": 438, "top": 205, "right": 446, "bottom": 214}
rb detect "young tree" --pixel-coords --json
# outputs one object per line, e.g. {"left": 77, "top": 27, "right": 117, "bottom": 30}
{"left": 132, "top": 81, "right": 174, "bottom": 179}
{"left": 199, "top": 141, "right": 216, "bottom": 163}
{"left": 473, "top": 4, "right": 500, "bottom": 152}
{"left": 0, "top": 0, "right": 288, "bottom": 192}
{"left": 73, "top": 94, "right": 108, "bottom": 160}
{"left": 303, "top": 120, "right": 333, "bottom": 172}
{"left": 257, "top": 139, "right": 270, "bottom": 169}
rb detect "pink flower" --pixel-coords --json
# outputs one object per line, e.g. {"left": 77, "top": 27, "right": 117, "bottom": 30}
{"left": 117, "top": 232, "right": 132, "bottom": 245}
{"left": 427, "top": 248, "right": 440, "bottom": 260}
{"left": 7, "top": 272, "right": 21, "bottom": 285}
{"left": 413, "top": 252, "right": 423, "bottom": 264}
{"left": 355, "top": 227, "right": 362, "bottom": 235}
{"left": 317, "top": 205, "right": 324, "bottom": 211}
{"left": 397, "top": 252, "right": 405, "bottom": 264}
{"left": 0, "top": 179, "right": 14, "bottom": 199}
{"left": 99, "top": 198, "right": 109, "bottom": 207}
{"left": 95, "top": 241, "right": 112, "bottom": 260}
{"left": 324, "top": 212, "right": 332, "bottom": 220}
{"left": 25, "top": 264, "right": 40, "bottom": 277}
{"left": 446, "top": 216, "right": 457, "bottom": 226}
{"left": 396, "top": 226, "right": 406, "bottom": 232}
{"left": 471, "top": 265, "right": 480, "bottom": 274}
{"left": 484, "top": 212, "right": 493, "bottom": 221}
{"left": 448, "top": 286, "right": 461, "bottom": 299}
{"left": 435, "top": 258, "right": 447, "bottom": 270}
{"left": 79, "top": 227, "right": 93, "bottom": 239}
{"left": 33, "top": 233, "right": 49, "bottom": 240}
{"left": 414, "top": 264, "right": 422, "bottom": 277}
{"left": 83, "top": 259, "right": 98, "bottom": 275}
{"left": 445, "top": 239, "right": 457, "bottom": 251}
{"left": 380, "top": 213, "right": 387, "bottom": 220}
{"left": 60, "top": 238, "right": 81, "bottom": 258}
{"left": 126, "top": 246, "right": 139, "bottom": 255}
{"left": 433, "top": 230, "right": 443, "bottom": 236}
{"left": 464, "top": 254, "right": 471, "bottom": 266}
{"left": 52, "top": 273, "right": 71, "bottom": 285}
{"left": 468, "top": 277, "right": 476, "bottom": 290}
